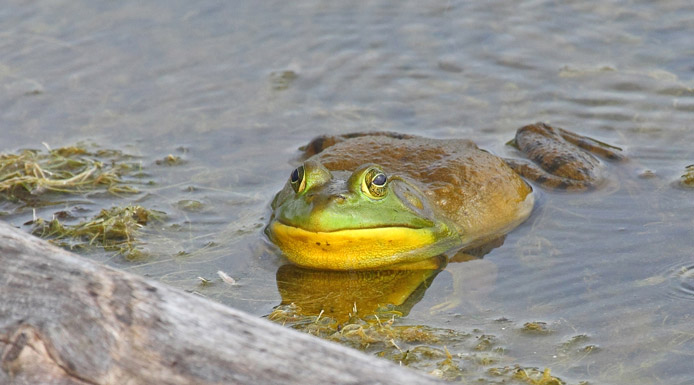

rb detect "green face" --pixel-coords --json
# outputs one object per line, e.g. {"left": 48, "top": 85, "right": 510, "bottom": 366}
{"left": 265, "top": 159, "right": 462, "bottom": 270}
{"left": 269, "top": 159, "right": 445, "bottom": 233}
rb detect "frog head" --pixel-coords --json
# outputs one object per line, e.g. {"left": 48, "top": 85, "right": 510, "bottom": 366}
{"left": 265, "top": 159, "right": 461, "bottom": 270}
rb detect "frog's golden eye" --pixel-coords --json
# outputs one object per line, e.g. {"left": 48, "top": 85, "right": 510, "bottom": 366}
{"left": 363, "top": 168, "right": 387, "bottom": 198}
{"left": 290, "top": 165, "right": 306, "bottom": 193}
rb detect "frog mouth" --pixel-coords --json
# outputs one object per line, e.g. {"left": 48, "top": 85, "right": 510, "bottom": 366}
{"left": 267, "top": 221, "right": 460, "bottom": 270}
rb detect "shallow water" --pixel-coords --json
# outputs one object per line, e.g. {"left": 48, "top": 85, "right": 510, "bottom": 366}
{"left": 2, "top": 1, "right": 694, "bottom": 383}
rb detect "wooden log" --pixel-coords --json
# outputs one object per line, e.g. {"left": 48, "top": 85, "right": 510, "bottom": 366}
{"left": 0, "top": 221, "right": 444, "bottom": 385}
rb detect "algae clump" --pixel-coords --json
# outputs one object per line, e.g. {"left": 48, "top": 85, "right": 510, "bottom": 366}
{"left": 681, "top": 164, "right": 694, "bottom": 187}
{"left": 267, "top": 304, "right": 566, "bottom": 384}
{"left": 31, "top": 204, "right": 162, "bottom": 259}
{"left": 0, "top": 144, "right": 140, "bottom": 203}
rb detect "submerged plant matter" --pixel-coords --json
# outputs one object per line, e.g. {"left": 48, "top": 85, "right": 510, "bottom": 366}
{"left": 0, "top": 144, "right": 140, "bottom": 203}
{"left": 681, "top": 164, "right": 694, "bottom": 187}
{"left": 267, "top": 304, "right": 565, "bottom": 384}
{"left": 31, "top": 205, "right": 162, "bottom": 259}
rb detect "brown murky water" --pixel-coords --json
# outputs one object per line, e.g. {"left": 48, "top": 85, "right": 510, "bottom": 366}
{"left": 2, "top": 1, "right": 694, "bottom": 383}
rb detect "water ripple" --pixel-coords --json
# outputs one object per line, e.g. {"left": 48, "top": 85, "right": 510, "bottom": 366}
{"left": 665, "top": 263, "right": 694, "bottom": 301}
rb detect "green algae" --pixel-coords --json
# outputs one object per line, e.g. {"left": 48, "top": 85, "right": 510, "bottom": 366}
{"left": 31, "top": 204, "right": 164, "bottom": 259}
{"left": 0, "top": 144, "right": 141, "bottom": 204}
{"left": 267, "top": 304, "right": 565, "bottom": 384}
{"left": 680, "top": 164, "right": 694, "bottom": 187}
{"left": 521, "top": 321, "right": 555, "bottom": 335}
{"left": 155, "top": 154, "right": 185, "bottom": 166}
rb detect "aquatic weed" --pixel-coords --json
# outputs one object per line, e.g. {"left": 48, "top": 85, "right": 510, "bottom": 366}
{"left": 680, "top": 164, "right": 694, "bottom": 187}
{"left": 0, "top": 144, "right": 140, "bottom": 203}
{"left": 521, "top": 321, "right": 555, "bottom": 335}
{"left": 31, "top": 204, "right": 163, "bottom": 259}
{"left": 266, "top": 304, "right": 566, "bottom": 384}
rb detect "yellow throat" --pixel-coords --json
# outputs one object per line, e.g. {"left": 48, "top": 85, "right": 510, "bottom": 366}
{"left": 268, "top": 221, "right": 457, "bottom": 270}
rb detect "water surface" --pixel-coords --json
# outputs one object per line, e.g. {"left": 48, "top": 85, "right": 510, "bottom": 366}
{"left": 2, "top": 1, "right": 694, "bottom": 383}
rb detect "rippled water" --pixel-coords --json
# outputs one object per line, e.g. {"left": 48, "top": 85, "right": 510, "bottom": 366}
{"left": 2, "top": 1, "right": 694, "bottom": 384}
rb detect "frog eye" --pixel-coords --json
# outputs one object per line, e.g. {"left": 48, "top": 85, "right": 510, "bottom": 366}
{"left": 289, "top": 165, "right": 306, "bottom": 193}
{"left": 363, "top": 168, "right": 388, "bottom": 198}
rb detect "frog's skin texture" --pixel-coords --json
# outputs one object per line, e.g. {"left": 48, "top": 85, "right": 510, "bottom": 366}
{"left": 266, "top": 123, "right": 622, "bottom": 270}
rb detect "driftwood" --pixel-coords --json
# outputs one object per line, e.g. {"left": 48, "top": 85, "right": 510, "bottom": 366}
{"left": 0, "top": 221, "right": 444, "bottom": 385}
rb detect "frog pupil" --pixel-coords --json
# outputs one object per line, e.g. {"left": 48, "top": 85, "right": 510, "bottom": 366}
{"left": 362, "top": 168, "right": 387, "bottom": 198}
{"left": 372, "top": 173, "right": 386, "bottom": 186}
{"left": 290, "top": 168, "right": 300, "bottom": 183}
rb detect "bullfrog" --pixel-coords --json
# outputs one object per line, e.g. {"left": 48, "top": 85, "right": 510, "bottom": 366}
{"left": 266, "top": 123, "right": 623, "bottom": 270}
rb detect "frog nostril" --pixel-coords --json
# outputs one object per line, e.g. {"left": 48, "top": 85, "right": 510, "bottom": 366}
{"left": 330, "top": 194, "right": 347, "bottom": 203}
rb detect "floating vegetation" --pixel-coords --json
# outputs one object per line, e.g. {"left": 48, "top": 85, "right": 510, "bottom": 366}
{"left": 267, "top": 303, "right": 449, "bottom": 348}
{"left": 175, "top": 199, "right": 205, "bottom": 212}
{"left": 270, "top": 70, "right": 298, "bottom": 90}
{"left": 0, "top": 144, "right": 141, "bottom": 204}
{"left": 474, "top": 334, "right": 498, "bottom": 351}
{"left": 268, "top": 303, "right": 460, "bottom": 371}
{"left": 155, "top": 154, "right": 184, "bottom": 166}
{"left": 521, "top": 321, "right": 555, "bottom": 335}
{"left": 31, "top": 205, "right": 163, "bottom": 259}
{"left": 267, "top": 304, "right": 565, "bottom": 384}
{"left": 680, "top": 164, "right": 694, "bottom": 187}
{"left": 506, "top": 367, "right": 563, "bottom": 385}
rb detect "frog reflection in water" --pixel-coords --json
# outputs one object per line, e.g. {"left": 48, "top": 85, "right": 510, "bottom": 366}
{"left": 266, "top": 123, "right": 623, "bottom": 272}
{"left": 273, "top": 239, "right": 507, "bottom": 322}
{"left": 275, "top": 263, "right": 442, "bottom": 322}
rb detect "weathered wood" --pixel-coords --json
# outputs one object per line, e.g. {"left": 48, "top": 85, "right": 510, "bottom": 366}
{"left": 0, "top": 221, "right": 444, "bottom": 385}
